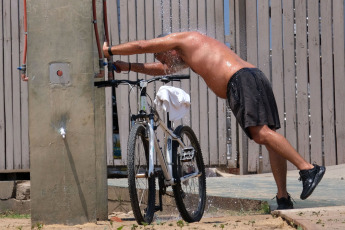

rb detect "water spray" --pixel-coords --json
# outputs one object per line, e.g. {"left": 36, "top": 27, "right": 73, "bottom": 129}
{"left": 60, "top": 127, "right": 66, "bottom": 139}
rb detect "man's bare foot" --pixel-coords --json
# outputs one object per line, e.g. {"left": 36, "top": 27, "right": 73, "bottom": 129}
{"left": 103, "top": 42, "right": 110, "bottom": 58}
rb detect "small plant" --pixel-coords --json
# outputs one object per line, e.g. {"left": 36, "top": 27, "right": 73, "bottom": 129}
{"left": 117, "top": 226, "right": 124, "bottom": 230}
{"left": 219, "top": 224, "right": 225, "bottom": 229}
{"left": 290, "top": 220, "right": 294, "bottom": 226}
{"left": 155, "top": 220, "right": 165, "bottom": 225}
{"left": 0, "top": 210, "right": 30, "bottom": 219}
{"left": 260, "top": 202, "right": 270, "bottom": 214}
{"left": 17, "top": 227, "right": 23, "bottom": 230}
{"left": 176, "top": 220, "right": 185, "bottom": 229}
{"left": 141, "top": 222, "right": 151, "bottom": 230}
{"left": 297, "top": 226, "right": 303, "bottom": 230}
{"left": 31, "top": 222, "right": 44, "bottom": 230}
{"left": 131, "top": 224, "right": 138, "bottom": 230}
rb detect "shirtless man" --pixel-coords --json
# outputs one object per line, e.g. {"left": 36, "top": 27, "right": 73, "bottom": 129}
{"left": 103, "top": 31, "right": 325, "bottom": 209}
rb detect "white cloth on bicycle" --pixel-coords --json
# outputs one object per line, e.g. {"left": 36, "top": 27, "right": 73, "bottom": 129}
{"left": 154, "top": 85, "right": 190, "bottom": 121}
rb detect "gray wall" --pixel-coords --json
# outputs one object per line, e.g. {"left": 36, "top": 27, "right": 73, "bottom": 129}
{"left": 27, "top": 0, "right": 107, "bottom": 224}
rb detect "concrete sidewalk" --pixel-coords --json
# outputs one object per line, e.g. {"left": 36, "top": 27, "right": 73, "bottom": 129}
{"left": 207, "top": 164, "right": 345, "bottom": 229}
{"left": 273, "top": 206, "right": 345, "bottom": 230}
{"left": 108, "top": 164, "right": 345, "bottom": 229}
{"left": 207, "top": 164, "right": 345, "bottom": 210}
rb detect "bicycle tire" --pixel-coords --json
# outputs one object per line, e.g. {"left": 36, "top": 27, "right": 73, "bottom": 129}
{"left": 127, "top": 123, "right": 156, "bottom": 224}
{"left": 172, "top": 125, "right": 206, "bottom": 222}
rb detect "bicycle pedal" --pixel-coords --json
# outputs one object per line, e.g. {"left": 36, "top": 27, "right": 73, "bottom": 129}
{"left": 181, "top": 147, "right": 195, "bottom": 162}
{"left": 183, "top": 146, "right": 194, "bottom": 151}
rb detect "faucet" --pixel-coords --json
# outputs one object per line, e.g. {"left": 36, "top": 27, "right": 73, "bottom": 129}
{"left": 60, "top": 127, "right": 66, "bottom": 139}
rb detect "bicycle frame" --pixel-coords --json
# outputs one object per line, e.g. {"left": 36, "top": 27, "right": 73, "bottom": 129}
{"left": 95, "top": 75, "right": 206, "bottom": 224}
{"left": 94, "top": 75, "right": 201, "bottom": 186}
{"left": 136, "top": 82, "right": 200, "bottom": 186}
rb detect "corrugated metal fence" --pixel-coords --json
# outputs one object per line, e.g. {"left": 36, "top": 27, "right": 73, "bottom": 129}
{"left": 227, "top": 0, "right": 345, "bottom": 173}
{"left": 1, "top": 0, "right": 344, "bottom": 174}
{"left": 0, "top": 0, "right": 29, "bottom": 172}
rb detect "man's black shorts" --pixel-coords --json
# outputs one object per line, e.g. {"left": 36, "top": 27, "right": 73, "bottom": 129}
{"left": 227, "top": 68, "right": 280, "bottom": 139}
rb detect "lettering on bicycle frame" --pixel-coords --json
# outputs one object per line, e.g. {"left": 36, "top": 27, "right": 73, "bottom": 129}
{"left": 167, "top": 138, "right": 172, "bottom": 151}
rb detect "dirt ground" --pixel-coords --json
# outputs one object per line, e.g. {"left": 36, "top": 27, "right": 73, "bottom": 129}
{"left": 1, "top": 212, "right": 296, "bottom": 230}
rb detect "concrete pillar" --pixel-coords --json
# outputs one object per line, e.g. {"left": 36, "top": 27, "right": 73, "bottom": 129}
{"left": 27, "top": 0, "right": 107, "bottom": 225}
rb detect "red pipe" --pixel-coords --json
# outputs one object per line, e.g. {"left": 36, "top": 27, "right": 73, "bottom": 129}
{"left": 20, "top": 0, "right": 107, "bottom": 80}
{"left": 103, "top": 0, "right": 114, "bottom": 80}
{"left": 19, "top": 0, "right": 28, "bottom": 81}
{"left": 103, "top": 0, "right": 110, "bottom": 43}
{"left": 93, "top": 0, "right": 105, "bottom": 78}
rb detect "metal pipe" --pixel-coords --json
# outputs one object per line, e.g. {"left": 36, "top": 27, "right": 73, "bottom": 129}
{"left": 103, "top": 0, "right": 114, "bottom": 80}
{"left": 18, "top": 0, "right": 28, "bottom": 81}
{"left": 92, "top": 0, "right": 105, "bottom": 78}
{"left": 103, "top": 0, "right": 110, "bottom": 43}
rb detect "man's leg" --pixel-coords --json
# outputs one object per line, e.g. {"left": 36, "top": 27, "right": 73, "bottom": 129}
{"left": 248, "top": 125, "right": 313, "bottom": 171}
{"left": 267, "top": 145, "right": 294, "bottom": 209}
{"left": 249, "top": 125, "right": 326, "bottom": 200}
{"left": 266, "top": 145, "right": 288, "bottom": 198}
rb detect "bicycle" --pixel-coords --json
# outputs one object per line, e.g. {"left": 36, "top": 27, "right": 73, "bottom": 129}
{"left": 95, "top": 75, "right": 206, "bottom": 225}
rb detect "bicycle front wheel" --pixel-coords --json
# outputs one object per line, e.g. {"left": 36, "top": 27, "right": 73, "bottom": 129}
{"left": 127, "top": 123, "right": 156, "bottom": 224}
{"left": 172, "top": 125, "right": 206, "bottom": 222}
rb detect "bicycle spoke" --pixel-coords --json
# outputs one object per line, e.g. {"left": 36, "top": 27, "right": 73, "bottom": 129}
{"left": 128, "top": 124, "right": 155, "bottom": 224}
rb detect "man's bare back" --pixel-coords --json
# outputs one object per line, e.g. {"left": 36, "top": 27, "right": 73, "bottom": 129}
{"left": 174, "top": 32, "right": 254, "bottom": 98}
{"left": 104, "top": 32, "right": 254, "bottom": 98}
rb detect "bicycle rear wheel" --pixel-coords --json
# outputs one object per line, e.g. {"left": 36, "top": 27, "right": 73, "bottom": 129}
{"left": 172, "top": 125, "right": 206, "bottom": 222}
{"left": 127, "top": 123, "right": 156, "bottom": 224}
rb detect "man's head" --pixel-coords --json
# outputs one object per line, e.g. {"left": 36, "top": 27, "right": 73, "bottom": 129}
{"left": 154, "top": 49, "right": 183, "bottom": 67}
{"left": 154, "top": 33, "right": 184, "bottom": 67}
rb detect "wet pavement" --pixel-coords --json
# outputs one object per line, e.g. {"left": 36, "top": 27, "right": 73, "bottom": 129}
{"left": 205, "top": 164, "right": 345, "bottom": 210}
{"left": 108, "top": 163, "right": 345, "bottom": 229}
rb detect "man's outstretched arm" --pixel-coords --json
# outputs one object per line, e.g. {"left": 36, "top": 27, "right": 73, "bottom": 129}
{"left": 113, "top": 61, "right": 184, "bottom": 76}
{"left": 103, "top": 32, "right": 192, "bottom": 58}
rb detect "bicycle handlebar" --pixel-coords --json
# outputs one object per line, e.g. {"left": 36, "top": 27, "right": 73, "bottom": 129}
{"left": 94, "top": 74, "right": 190, "bottom": 88}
